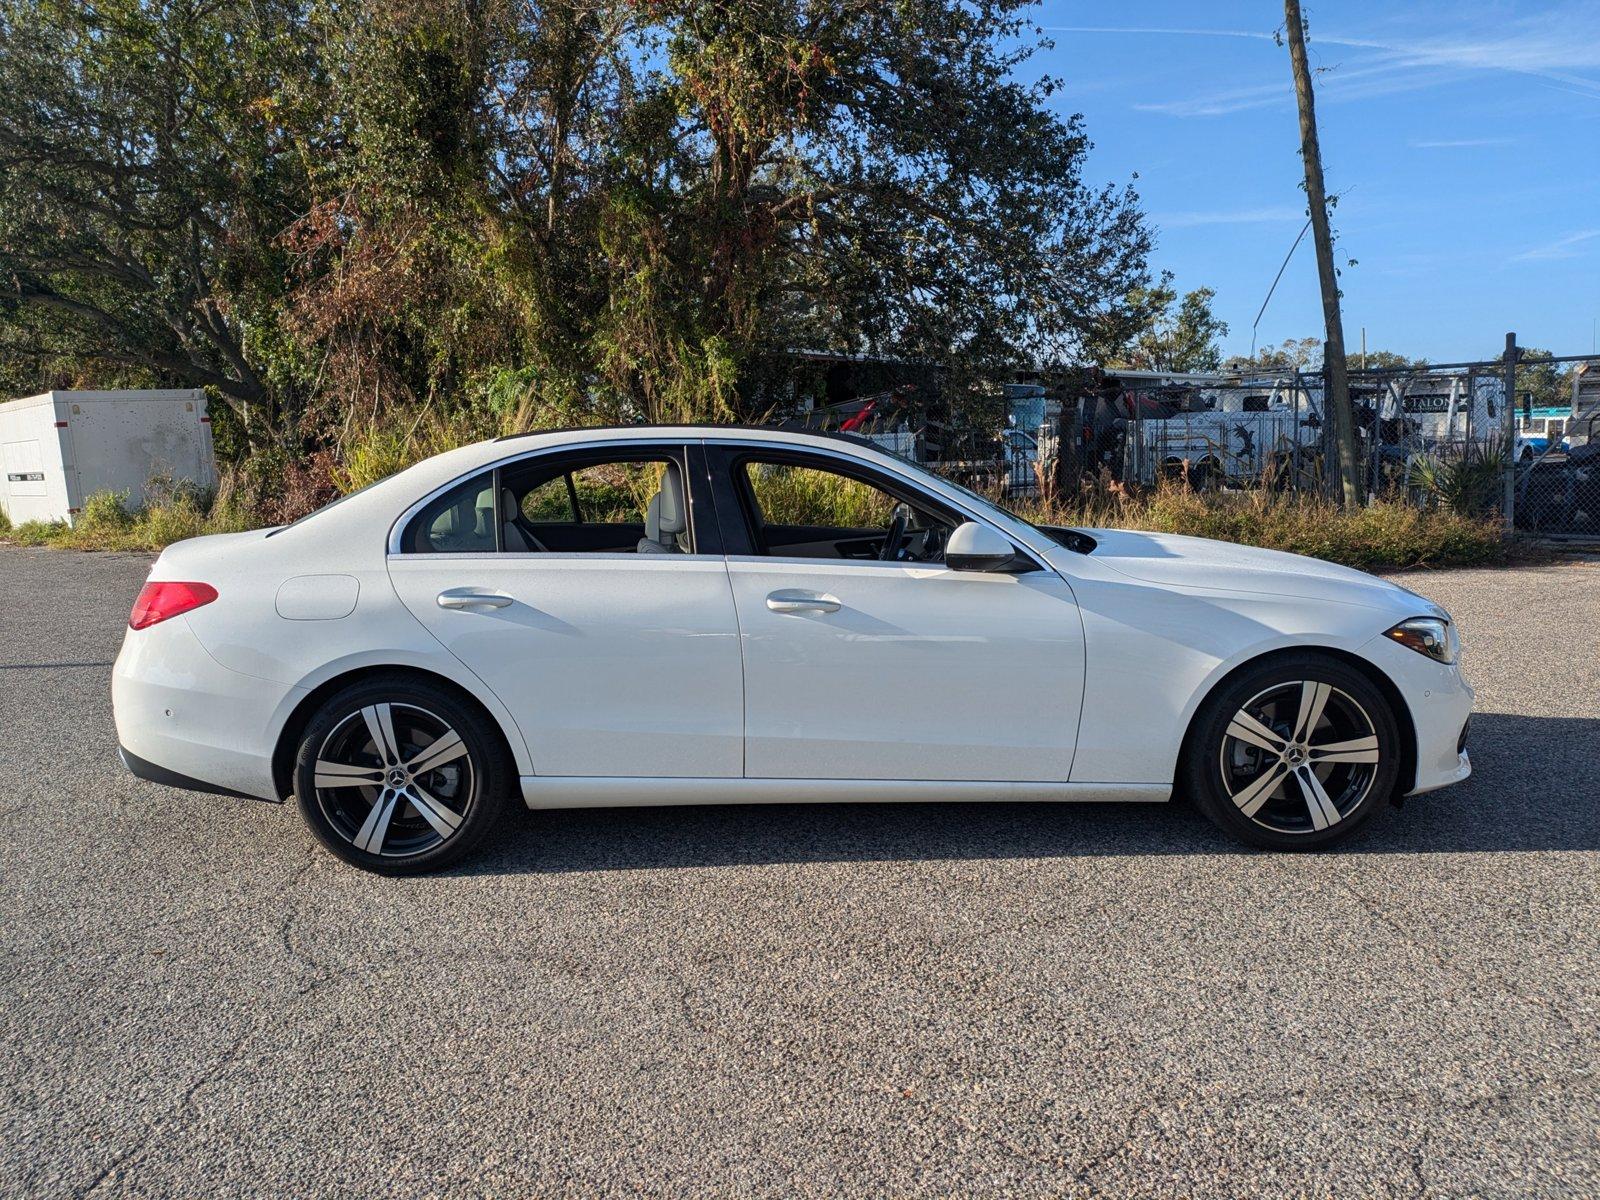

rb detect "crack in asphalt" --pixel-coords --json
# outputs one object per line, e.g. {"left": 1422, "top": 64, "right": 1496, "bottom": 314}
{"left": 75, "top": 1023, "right": 257, "bottom": 1200}
{"left": 71, "top": 848, "right": 328, "bottom": 1196}
{"left": 1317, "top": 863, "right": 1589, "bottom": 1040}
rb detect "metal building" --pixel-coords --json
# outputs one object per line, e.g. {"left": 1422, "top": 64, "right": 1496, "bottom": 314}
{"left": 0, "top": 389, "right": 216, "bottom": 526}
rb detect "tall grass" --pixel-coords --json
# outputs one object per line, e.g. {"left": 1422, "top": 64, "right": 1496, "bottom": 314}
{"left": 748, "top": 462, "right": 897, "bottom": 527}
{"left": 1001, "top": 470, "right": 1506, "bottom": 569}
{"left": 2, "top": 479, "right": 253, "bottom": 552}
{"left": 735, "top": 456, "right": 1506, "bottom": 569}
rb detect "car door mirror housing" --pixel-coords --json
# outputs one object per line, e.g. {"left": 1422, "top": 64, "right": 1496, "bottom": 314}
{"left": 946, "top": 522, "right": 1017, "bottom": 572}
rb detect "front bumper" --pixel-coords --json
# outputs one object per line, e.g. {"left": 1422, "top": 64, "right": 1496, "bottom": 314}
{"left": 1359, "top": 630, "right": 1475, "bottom": 796}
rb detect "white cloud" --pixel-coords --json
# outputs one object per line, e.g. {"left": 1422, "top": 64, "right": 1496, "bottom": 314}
{"left": 1132, "top": 63, "right": 1444, "bottom": 118}
{"left": 1510, "top": 230, "right": 1600, "bottom": 261}
{"left": 1409, "top": 137, "right": 1512, "bottom": 148}
{"left": 1155, "top": 207, "right": 1306, "bottom": 229}
{"left": 1048, "top": 8, "right": 1600, "bottom": 117}
{"left": 1041, "top": 26, "right": 1276, "bottom": 42}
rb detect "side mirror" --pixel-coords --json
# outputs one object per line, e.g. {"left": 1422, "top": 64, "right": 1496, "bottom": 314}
{"left": 946, "top": 521, "right": 1017, "bottom": 572}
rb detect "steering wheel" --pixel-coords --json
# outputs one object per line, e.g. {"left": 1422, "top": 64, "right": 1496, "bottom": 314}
{"left": 878, "top": 505, "right": 910, "bottom": 562}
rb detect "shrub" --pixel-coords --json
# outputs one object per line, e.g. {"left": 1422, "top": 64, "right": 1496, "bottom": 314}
{"left": 77, "top": 489, "right": 135, "bottom": 532}
{"left": 1410, "top": 450, "right": 1505, "bottom": 518}
{"left": 1, "top": 479, "right": 256, "bottom": 551}
{"left": 229, "top": 447, "right": 341, "bottom": 528}
{"left": 9, "top": 519, "right": 67, "bottom": 546}
{"left": 0, "top": 504, "right": 10, "bottom": 534}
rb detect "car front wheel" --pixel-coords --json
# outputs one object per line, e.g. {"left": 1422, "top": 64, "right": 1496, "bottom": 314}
{"left": 1185, "top": 654, "right": 1401, "bottom": 850}
{"left": 293, "top": 675, "right": 511, "bottom": 874}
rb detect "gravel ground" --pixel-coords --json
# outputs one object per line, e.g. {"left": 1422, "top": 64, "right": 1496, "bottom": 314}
{"left": 1, "top": 546, "right": 1596, "bottom": 1198}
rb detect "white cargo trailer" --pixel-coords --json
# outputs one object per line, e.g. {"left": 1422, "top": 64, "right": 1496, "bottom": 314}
{"left": 0, "top": 389, "right": 216, "bottom": 526}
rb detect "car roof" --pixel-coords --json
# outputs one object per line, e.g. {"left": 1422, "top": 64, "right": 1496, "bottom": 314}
{"left": 494, "top": 422, "right": 880, "bottom": 452}
{"left": 417, "top": 423, "right": 896, "bottom": 482}
{"left": 289, "top": 424, "right": 905, "bottom": 537}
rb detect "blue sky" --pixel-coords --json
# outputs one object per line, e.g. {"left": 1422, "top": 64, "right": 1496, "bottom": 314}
{"left": 1028, "top": 1, "right": 1600, "bottom": 361}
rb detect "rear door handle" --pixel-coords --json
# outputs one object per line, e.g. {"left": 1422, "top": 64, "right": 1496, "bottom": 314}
{"left": 437, "top": 590, "right": 513, "bottom": 610}
{"left": 765, "top": 589, "right": 841, "bottom": 614}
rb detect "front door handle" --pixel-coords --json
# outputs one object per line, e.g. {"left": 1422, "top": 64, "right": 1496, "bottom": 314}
{"left": 766, "top": 589, "right": 841, "bottom": 614}
{"left": 437, "top": 590, "right": 513, "bottom": 610}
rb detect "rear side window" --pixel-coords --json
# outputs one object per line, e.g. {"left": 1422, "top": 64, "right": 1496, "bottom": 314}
{"left": 516, "top": 460, "right": 664, "bottom": 527}
{"left": 502, "top": 456, "right": 687, "bottom": 554}
{"left": 396, "top": 445, "right": 704, "bottom": 555}
{"left": 402, "top": 473, "right": 498, "bottom": 554}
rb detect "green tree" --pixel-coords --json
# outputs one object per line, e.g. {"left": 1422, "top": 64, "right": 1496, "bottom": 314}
{"left": 585, "top": 0, "right": 1157, "bottom": 418}
{"left": 0, "top": 0, "right": 317, "bottom": 433}
{"left": 1103, "top": 283, "right": 1228, "bottom": 372}
{"left": 2, "top": 0, "right": 1156, "bottom": 454}
{"left": 1223, "top": 337, "right": 1323, "bottom": 374}
{"left": 1512, "top": 347, "right": 1568, "bottom": 413}
{"left": 1347, "top": 349, "right": 1425, "bottom": 372}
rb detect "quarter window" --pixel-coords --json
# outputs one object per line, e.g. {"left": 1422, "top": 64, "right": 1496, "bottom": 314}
{"left": 403, "top": 473, "right": 498, "bottom": 554}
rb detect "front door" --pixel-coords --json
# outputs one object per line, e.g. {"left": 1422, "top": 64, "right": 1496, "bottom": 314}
{"left": 388, "top": 445, "right": 743, "bottom": 779}
{"left": 712, "top": 447, "right": 1085, "bottom": 782}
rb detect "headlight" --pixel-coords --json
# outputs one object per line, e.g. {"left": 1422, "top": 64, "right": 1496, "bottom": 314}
{"left": 1385, "top": 617, "right": 1457, "bottom": 665}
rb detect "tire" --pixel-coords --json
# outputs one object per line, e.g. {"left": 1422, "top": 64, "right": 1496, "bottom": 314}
{"left": 293, "top": 674, "right": 513, "bottom": 874}
{"left": 1183, "top": 653, "right": 1401, "bottom": 851}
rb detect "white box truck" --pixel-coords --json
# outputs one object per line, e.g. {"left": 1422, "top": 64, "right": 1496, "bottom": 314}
{"left": 0, "top": 389, "right": 216, "bottom": 526}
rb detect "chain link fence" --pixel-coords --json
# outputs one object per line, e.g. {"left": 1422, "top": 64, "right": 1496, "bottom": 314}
{"left": 805, "top": 339, "right": 1599, "bottom": 539}
{"left": 983, "top": 342, "right": 1600, "bottom": 538}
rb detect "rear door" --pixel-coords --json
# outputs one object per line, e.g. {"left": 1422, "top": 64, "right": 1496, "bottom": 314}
{"left": 387, "top": 442, "right": 744, "bottom": 779}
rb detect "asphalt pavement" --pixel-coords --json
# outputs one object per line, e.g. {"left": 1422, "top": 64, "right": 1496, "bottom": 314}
{"left": 1, "top": 545, "right": 1596, "bottom": 1198}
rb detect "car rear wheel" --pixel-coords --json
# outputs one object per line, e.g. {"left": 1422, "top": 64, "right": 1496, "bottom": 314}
{"left": 1185, "top": 654, "right": 1401, "bottom": 850}
{"left": 293, "top": 675, "right": 511, "bottom": 874}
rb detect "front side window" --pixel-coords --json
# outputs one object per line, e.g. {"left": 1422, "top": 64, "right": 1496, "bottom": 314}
{"left": 736, "top": 456, "right": 953, "bottom": 563}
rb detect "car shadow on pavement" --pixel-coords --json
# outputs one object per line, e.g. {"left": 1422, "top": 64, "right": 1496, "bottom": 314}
{"left": 456, "top": 713, "right": 1599, "bottom": 874}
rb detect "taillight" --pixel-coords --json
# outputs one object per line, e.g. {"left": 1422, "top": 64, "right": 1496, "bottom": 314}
{"left": 129, "top": 581, "right": 218, "bottom": 630}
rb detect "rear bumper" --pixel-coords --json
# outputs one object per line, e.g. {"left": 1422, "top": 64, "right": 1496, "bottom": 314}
{"left": 112, "top": 617, "right": 294, "bottom": 802}
{"left": 118, "top": 746, "right": 264, "bottom": 801}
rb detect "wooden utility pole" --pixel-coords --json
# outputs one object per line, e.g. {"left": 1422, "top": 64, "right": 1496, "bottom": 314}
{"left": 1283, "top": 0, "right": 1360, "bottom": 509}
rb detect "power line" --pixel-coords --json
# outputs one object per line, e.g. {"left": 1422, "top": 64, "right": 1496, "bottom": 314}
{"left": 1249, "top": 185, "right": 1356, "bottom": 357}
{"left": 1251, "top": 217, "right": 1311, "bottom": 357}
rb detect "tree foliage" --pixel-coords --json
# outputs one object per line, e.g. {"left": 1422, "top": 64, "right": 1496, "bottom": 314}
{"left": 1512, "top": 347, "right": 1569, "bottom": 412}
{"left": 1102, "top": 282, "right": 1228, "bottom": 373}
{"left": 1223, "top": 337, "right": 1324, "bottom": 374}
{"left": 0, "top": 0, "right": 1155, "bottom": 452}
{"left": 1347, "top": 349, "right": 1424, "bottom": 372}
{"left": 0, "top": 0, "right": 317, "bottom": 429}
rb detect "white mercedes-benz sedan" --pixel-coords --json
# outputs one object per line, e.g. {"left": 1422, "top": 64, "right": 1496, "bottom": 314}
{"left": 113, "top": 425, "right": 1473, "bottom": 873}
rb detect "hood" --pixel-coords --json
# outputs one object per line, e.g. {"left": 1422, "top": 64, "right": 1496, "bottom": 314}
{"left": 1070, "top": 528, "right": 1435, "bottom": 616}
